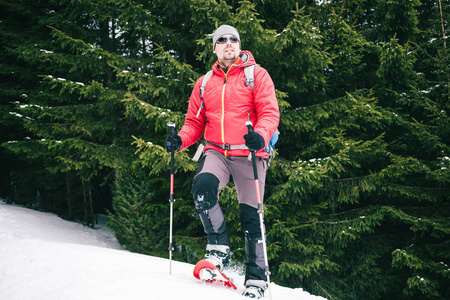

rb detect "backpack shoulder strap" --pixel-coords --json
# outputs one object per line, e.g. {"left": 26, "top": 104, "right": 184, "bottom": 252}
{"left": 200, "top": 70, "right": 213, "bottom": 99}
{"left": 196, "top": 70, "right": 213, "bottom": 118}
{"left": 244, "top": 64, "right": 256, "bottom": 90}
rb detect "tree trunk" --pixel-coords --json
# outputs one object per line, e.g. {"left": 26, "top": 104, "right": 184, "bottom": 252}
{"left": 88, "top": 181, "right": 94, "bottom": 228}
{"left": 66, "top": 172, "right": 72, "bottom": 215}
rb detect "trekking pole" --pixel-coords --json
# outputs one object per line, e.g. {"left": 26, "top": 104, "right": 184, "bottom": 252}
{"left": 167, "top": 121, "right": 176, "bottom": 275}
{"left": 245, "top": 120, "right": 272, "bottom": 300}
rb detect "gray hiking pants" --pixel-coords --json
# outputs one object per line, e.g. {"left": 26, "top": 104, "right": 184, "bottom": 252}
{"left": 191, "top": 149, "right": 268, "bottom": 285}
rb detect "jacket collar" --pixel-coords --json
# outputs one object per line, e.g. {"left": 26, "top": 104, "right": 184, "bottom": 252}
{"left": 213, "top": 50, "right": 256, "bottom": 75}
{"left": 215, "top": 57, "right": 241, "bottom": 74}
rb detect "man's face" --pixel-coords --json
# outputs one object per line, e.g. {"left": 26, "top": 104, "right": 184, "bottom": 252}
{"left": 214, "top": 34, "right": 240, "bottom": 67}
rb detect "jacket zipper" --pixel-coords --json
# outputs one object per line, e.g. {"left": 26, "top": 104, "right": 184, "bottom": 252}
{"left": 219, "top": 63, "right": 237, "bottom": 156}
{"left": 220, "top": 68, "right": 227, "bottom": 156}
{"left": 221, "top": 75, "right": 226, "bottom": 145}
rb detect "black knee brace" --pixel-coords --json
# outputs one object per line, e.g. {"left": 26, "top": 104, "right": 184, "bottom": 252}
{"left": 192, "top": 173, "right": 219, "bottom": 211}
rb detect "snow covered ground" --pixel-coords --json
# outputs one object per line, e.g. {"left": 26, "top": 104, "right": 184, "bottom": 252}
{"left": 0, "top": 200, "right": 326, "bottom": 300}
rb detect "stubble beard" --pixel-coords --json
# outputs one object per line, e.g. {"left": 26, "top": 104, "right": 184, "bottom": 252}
{"left": 220, "top": 49, "right": 239, "bottom": 66}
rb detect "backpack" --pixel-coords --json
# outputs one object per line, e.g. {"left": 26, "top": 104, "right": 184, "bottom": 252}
{"left": 196, "top": 64, "right": 279, "bottom": 158}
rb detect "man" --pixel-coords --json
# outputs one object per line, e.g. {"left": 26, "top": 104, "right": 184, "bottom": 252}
{"left": 165, "top": 24, "right": 279, "bottom": 298}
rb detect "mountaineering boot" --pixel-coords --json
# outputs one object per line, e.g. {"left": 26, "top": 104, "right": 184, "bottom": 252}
{"left": 203, "top": 244, "right": 231, "bottom": 271}
{"left": 242, "top": 285, "right": 265, "bottom": 298}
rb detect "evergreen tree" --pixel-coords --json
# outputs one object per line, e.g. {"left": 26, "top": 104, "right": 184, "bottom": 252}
{"left": 108, "top": 168, "right": 168, "bottom": 256}
{"left": 262, "top": 1, "right": 449, "bottom": 299}
{"left": 0, "top": 0, "right": 57, "bottom": 206}
{"left": 1, "top": 0, "right": 160, "bottom": 224}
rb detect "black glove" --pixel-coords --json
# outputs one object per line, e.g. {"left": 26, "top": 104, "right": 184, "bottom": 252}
{"left": 165, "top": 134, "right": 182, "bottom": 153}
{"left": 244, "top": 131, "right": 265, "bottom": 151}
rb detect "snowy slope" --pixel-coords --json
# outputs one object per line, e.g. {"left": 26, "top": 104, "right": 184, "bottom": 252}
{"left": 0, "top": 200, "right": 326, "bottom": 300}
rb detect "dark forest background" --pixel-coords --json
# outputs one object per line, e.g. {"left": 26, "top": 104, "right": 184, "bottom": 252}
{"left": 1, "top": 0, "right": 449, "bottom": 299}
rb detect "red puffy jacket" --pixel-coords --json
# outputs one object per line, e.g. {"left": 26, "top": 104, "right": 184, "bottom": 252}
{"left": 178, "top": 50, "right": 279, "bottom": 158}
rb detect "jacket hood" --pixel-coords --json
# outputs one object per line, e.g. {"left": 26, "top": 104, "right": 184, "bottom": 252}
{"left": 237, "top": 50, "right": 256, "bottom": 68}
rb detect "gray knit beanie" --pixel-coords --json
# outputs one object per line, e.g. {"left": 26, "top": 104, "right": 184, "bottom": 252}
{"left": 212, "top": 24, "right": 240, "bottom": 51}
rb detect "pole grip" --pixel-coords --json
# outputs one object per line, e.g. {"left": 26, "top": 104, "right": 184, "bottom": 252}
{"left": 167, "top": 122, "right": 176, "bottom": 202}
{"left": 245, "top": 120, "right": 258, "bottom": 180}
{"left": 167, "top": 121, "right": 176, "bottom": 136}
{"left": 245, "top": 120, "right": 253, "bottom": 134}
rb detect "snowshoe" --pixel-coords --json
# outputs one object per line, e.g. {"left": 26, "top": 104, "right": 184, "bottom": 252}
{"left": 193, "top": 259, "right": 237, "bottom": 289}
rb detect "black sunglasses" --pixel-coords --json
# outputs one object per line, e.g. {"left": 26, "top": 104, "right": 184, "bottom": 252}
{"left": 217, "top": 36, "right": 239, "bottom": 44}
